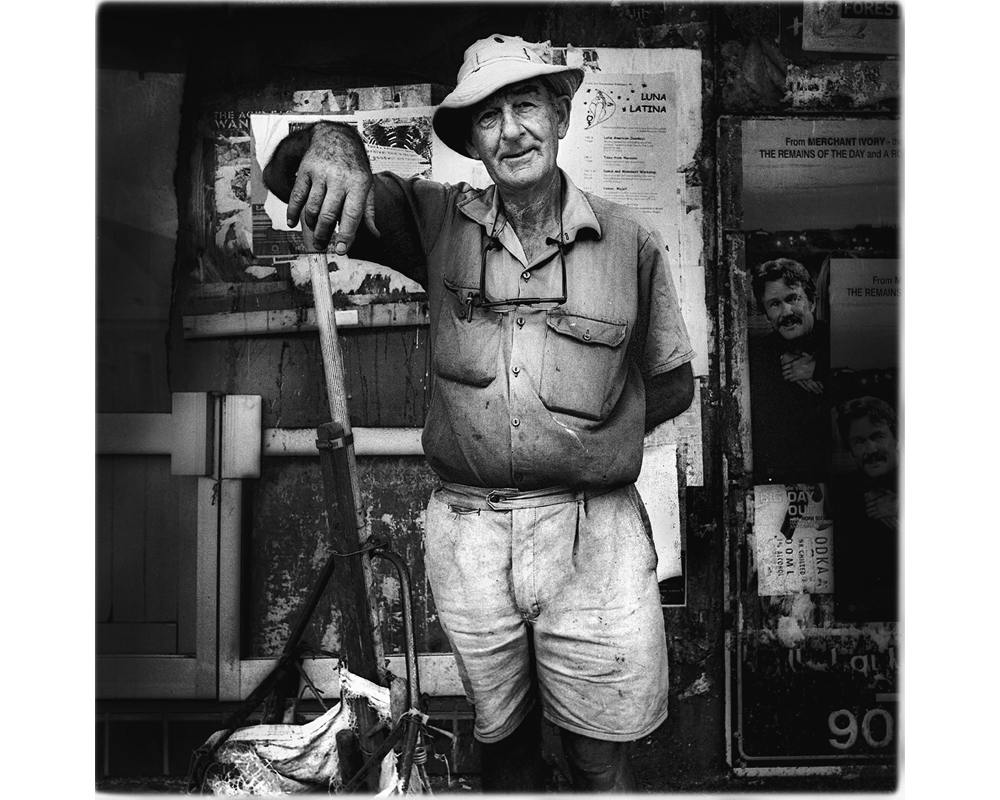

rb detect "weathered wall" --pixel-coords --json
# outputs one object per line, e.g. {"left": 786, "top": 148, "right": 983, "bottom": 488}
{"left": 96, "top": 68, "right": 184, "bottom": 413}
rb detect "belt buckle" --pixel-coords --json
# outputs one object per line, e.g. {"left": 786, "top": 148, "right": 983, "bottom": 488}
{"left": 486, "top": 487, "right": 519, "bottom": 511}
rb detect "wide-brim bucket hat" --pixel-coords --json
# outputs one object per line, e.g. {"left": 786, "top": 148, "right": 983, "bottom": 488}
{"left": 432, "top": 34, "right": 585, "bottom": 157}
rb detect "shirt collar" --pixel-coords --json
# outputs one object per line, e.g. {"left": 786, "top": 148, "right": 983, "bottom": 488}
{"left": 457, "top": 169, "right": 603, "bottom": 245}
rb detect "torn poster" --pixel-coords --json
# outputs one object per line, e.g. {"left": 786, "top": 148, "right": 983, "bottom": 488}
{"left": 356, "top": 107, "right": 434, "bottom": 179}
{"left": 752, "top": 484, "right": 834, "bottom": 596}
{"left": 635, "top": 441, "right": 682, "bottom": 581}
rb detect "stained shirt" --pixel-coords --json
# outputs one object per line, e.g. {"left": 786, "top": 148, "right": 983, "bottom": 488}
{"left": 352, "top": 170, "right": 694, "bottom": 490}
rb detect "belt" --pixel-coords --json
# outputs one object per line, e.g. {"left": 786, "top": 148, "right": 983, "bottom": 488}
{"left": 439, "top": 482, "right": 615, "bottom": 512}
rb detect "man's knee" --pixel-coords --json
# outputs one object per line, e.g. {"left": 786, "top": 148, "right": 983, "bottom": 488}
{"left": 559, "top": 729, "right": 637, "bottom": 792}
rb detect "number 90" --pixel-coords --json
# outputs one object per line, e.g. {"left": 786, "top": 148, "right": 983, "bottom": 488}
{"left": 828, "top": 708, "right": 894, "bottom": 750}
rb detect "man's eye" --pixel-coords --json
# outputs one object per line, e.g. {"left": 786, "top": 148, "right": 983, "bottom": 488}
{"left": 477, "top": 111, "right": 499, "bottom": 127}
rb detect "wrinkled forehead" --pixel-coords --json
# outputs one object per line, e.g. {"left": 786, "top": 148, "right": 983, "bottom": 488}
{"left": 472, "top": 79, "right": 550, "bottom": 112}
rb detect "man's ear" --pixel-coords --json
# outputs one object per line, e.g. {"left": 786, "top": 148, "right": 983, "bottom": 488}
{"left": 556, "top": 95, "right": 572, "bottom": 139}
{"left": 464, "top": 138, "right": 482, "bottom": 160}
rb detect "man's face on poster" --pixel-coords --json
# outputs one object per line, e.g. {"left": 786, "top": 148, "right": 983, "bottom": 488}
{"left": 761, "top": 279, "right": 816, "bottom": 341}
{"left": 847, "top": 416, "right": 898, "bottom": 479}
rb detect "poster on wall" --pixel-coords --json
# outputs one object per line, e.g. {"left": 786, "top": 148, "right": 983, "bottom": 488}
{"left": 801, "top": 1, "right": 902, "bottom": 55}
{"left": 726, "top": 116, "right": 900, "bottom": 771}
{"left": 828, "top": 258, "right": 900, "bottom": 623}
{"left": 751, "top": 483, "right": 833, "bottom": 597}
{"left": 741, "top": 118, "right": 899, "bottom": 231}
{"left": 558, "top": 72, "right": 680, "bottom": 248}
{"left": 746, "top": 255, "right": 832, "bottom": 485}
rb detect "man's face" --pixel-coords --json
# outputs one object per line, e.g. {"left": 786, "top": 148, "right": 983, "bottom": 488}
{"left": 761, "top": 279, "right": 816, "bottom": 341}
{"left": 466, "top": 80, "right": 570, "bottom": 195}
{"left": 847, "top": 417, "right": 899, "bottom": 479}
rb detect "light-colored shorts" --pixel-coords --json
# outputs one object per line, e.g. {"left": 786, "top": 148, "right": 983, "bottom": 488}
{"left": 423, "top": 482, "right": 670, "bottom": 743}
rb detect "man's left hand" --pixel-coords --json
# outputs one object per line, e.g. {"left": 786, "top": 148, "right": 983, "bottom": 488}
{"left": 864, "top": 489, "right": 899, "bottom": 529}
{"left": 780, "top": 352, "right": 817, "bottom": 383}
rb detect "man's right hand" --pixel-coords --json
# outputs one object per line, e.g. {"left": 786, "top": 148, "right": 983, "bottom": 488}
{"left": 268, "top": 121, "right": 380, "bottom": 254}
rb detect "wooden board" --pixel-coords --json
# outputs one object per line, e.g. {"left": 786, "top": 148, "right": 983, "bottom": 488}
{"left": 176, "top": 476, "right": 200, "bottom": 655}
{"left": 97, "top": 623, "right": 178, "bottom": 655}
{"left": 96, "top": 456, "right": 115, "bottom": 623}
{"left": 144, "top": 457, "right": 179, "bottom": 624}
{"left": 111, "top": 456, "right": 147, "bottom": 623}
{"left": 173, "top": 328, "right": 430, "bottom": 429}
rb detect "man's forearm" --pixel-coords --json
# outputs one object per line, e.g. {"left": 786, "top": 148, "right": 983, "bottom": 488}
{"left": 644, "top": 362, "right": 695, "bottom": 432}
{"left": 262, "top": 126, "right": 314, "bottom": 202}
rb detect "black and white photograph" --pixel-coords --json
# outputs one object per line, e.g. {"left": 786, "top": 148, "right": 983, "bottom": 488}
{"left": 78, "top": 0, "right": 956, "bottom": 795}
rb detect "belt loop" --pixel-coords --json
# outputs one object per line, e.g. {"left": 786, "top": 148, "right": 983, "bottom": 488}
{"left": 486, "top": 488, "right": 519, "bottom": 512}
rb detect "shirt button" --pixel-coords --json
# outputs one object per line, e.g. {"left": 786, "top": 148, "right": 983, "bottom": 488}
{"left": 512, "top": 366, "right": 520, "bottom": 376}
{"left": 521, "top": 270, "right": 531, "bottom": 282}
{"left": 511, "top": 418, "right": 521, "bottom": 427}
{"left": 516, "top": 317, "right": 525, "bottom": 328}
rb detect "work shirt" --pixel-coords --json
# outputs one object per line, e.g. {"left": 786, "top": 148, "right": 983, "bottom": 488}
{"left": 351, "top": 170, "right": 694, "bottom": 490}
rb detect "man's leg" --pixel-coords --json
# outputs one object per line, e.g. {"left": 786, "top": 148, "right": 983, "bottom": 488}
{"left": 479, "top": 701, "right": 547, "bottom": 793}
{"left": 558, "top": 728, "right": 637, "bottom": 792}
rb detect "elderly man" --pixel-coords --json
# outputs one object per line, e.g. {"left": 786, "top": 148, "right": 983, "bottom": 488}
{"left": 748, "top": 258, "right": 831, "bottom": 483}
{"left": 262, "top": 34, "right": 695, "bottom": 791}
{"left": 832, "top": 396, "right": 900, "bottom": 622}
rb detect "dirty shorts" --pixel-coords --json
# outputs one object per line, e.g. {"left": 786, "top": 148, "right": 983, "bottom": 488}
{"left": 423, "top": 482, "right": 670, "bottom": 744}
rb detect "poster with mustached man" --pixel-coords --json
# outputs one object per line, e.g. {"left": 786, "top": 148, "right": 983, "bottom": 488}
{"left": 827, "top": 259, "right": 900, "bottom": 622}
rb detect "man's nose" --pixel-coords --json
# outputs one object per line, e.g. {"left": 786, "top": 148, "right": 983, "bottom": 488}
{"left": 500, "top": 108, "right": 523, "bottom": 138}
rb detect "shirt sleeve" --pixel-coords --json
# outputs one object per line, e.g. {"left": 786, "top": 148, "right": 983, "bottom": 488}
{"left": 348, "top": 173, "right": 462, "bottom": 289}
{"left": 637, "top": 227, "right": 696, "bottom": 377}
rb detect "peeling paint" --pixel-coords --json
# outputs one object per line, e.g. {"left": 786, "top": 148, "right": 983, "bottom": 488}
{"left": 775, "top": 593, "right": 815, "bottom": 648}
{"left": 289, "top": 256, "right": 425, "bottom": 295}
{"left": 786, "top": 62, "right": 899, "bottom": 109}
{"left": 321, "top": 607, "right": 343, "bottom": 653}
{"left": 245, "top": 265, "right": 277, "bottom": 279}
{"left": 680, "top": 672, "right": 712, "bottom": 699}
{"left": 311, "top": 538, "right": 333, "bottom": 571}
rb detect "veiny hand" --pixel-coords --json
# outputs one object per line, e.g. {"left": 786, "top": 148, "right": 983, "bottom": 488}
{"left": 864, "top": 489, "right": 899, "bottom": 530}
{"left": 286, "top": 122, "right": 380, "bottom": 253}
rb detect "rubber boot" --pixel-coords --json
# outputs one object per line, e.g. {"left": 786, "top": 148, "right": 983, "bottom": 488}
{"left": 478, "top": 702, "right": 547, "bottom": 793}
{"left": 559, "top": 729, "right": 637, "bottom": 792}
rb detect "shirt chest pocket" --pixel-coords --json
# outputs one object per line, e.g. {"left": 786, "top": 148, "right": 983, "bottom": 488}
{"left": 433, "top": 279, "right": 502, "bottom": 387}
{"left": 539, "top": 313, "right": 628, "bottom": 421}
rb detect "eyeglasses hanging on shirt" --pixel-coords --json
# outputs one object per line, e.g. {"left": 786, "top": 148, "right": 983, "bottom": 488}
{"left": 460, "top": 214, "right": 568, "bottom": 322}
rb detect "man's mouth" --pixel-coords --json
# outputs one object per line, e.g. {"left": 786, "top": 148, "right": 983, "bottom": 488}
{"left": 779, "top": 315, "right": 802, "bottom": 328}
{"left": 502, "top": 149, "right": 534, "bottom": 162}
{"left": 864, "top": 453, "right": 887, "bottom": 467}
